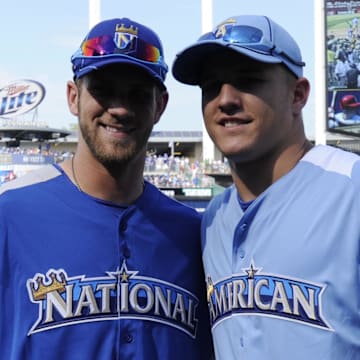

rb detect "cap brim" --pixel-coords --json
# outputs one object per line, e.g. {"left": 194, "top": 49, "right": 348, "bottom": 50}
{"left": 172, "top": 41, "right": 283, "bottom": 85}
{"left": 75, "top": 56, "right": 166, "bottom": 90}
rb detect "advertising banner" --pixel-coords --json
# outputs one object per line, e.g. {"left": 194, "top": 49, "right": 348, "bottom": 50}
{"left": 0, "top": 80, "right": 45, "bottom": 118}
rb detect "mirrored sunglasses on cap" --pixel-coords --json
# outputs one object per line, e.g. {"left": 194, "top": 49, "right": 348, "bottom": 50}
{"left": 80, "top": 34, "right": 163, "bottom": 64}
{"left": 198, "top": 24, "right": 305, "bottom": 67}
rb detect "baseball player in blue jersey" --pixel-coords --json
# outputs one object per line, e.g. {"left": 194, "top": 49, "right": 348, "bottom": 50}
{"left": 0, "top": 18, "right": 213, "bottom": 359}
{"left": 172, "top": 14, "right": 360, "bottom": 359}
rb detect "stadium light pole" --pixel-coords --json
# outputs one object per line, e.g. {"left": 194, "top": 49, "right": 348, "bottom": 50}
{"left": 201, "top": 0, "right": 215, "bottom": 161}
{"left": 89, "top": 0, "right": 101, "bottom": 28}
{"left": 314, "top": 0, "right": 327, "bottom": 145}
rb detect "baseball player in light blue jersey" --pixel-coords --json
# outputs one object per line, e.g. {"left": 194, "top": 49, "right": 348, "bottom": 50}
{"left": 0, "top": 18, "right": 213, "bottom": 359}
{"left": 172, "top": 14, "right": 360, "bottom": 359}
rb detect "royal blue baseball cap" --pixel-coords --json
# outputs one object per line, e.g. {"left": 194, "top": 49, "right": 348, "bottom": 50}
{"left": 71, "top": 18, "right": 168, "bottom": 89}
{"left": 172, "top": 15, "right": 305, "bottom": 85}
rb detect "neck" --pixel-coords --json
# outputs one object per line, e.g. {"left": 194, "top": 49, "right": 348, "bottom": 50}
{"left": 231, "top": 139, "right": 313, "bottom": 202}
{"left": 64, "top": 152, "right": 145, "bottom": 205}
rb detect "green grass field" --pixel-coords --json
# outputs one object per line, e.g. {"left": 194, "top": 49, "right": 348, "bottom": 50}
{"left": 327, "top": 13, "right": 359, "bottom": 38}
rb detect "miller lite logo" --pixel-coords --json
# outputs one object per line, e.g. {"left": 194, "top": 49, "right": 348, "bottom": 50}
{"left": 0, "top": 80, "right": 45, "bottom": 117}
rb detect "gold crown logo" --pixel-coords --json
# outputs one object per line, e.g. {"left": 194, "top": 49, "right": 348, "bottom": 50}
{"left": 30, "top": 271, "right": 66, "bottom": 301}
{"left": 116, "top": 23, "right": 138, "bottom": 35}
{"left": 206, "top": 276, "right": 214, "bottom": 303}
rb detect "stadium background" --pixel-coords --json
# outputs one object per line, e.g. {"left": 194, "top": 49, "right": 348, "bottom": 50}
{"left": 0, "top": 127, "right": 233, "bottom": 212}
{"left": 1, "top": 125, "right": 360, "bottom": 212}
{"left": 2, "top": 1, "right": 360, "bottom": 210}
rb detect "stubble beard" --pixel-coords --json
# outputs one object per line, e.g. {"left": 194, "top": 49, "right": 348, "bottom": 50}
{"left": 79, "top": 120, "right": 144, "bottom": 171}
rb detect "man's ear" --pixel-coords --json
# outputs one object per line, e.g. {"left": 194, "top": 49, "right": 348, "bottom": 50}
{"left": 67, "top": 81, "right": 80, "bottom": 116}
{"left": 292, "top": 77, "right": 310, "bottom": 116}
{"left": 154, "top": 90, "right": 169, "bottom": 125}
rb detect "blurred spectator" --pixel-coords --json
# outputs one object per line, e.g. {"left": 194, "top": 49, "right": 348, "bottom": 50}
{"left": 346, "top": 63, "right": 360, "bottom": 88}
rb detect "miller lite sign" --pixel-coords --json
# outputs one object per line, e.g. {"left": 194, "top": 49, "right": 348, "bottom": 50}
{"left": 0, "top": 80, "right": 45, "bottom": 117}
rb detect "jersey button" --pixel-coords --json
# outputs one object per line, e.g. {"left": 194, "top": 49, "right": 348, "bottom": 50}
{"left": 123, "top": 245, "right": 131, "bottom": 258}
{"left": 240, "top": 223, "right": 248, "bottom": 231}
{"left": 238, "top": 249, "right": 245, "bottom": 258}
{"left": 240, "top": 336, "right": 244, "bottom": 347}
{"left": 120, "top": 221, "right": 127, "bottom": 232}
{"left": 124, "top": 333, "right": 133, "bottom": 343}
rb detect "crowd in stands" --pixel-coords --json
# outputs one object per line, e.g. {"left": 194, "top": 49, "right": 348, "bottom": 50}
{"left": 0, "top": 145, "right": 69, "bottom": 163}
{"left": 0, "top": 146, "right": 231, "bottom": 188}
{"left": 327, "top": 16, "right": 360, "bottom": 89}
{"left": 144, "top": 154, "right": 230, "bottom": 188}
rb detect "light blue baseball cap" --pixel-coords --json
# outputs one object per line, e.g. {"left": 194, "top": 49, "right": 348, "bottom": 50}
{"left": 172, "top": 15, "right": 305, "bottom": 85}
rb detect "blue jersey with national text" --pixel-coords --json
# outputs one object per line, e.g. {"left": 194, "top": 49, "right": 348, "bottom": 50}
{"left": 0, "top": 164, "right": 212, "bottom": 359}
{"left": 202, "top": 145, "right": 360, "bottom": 359}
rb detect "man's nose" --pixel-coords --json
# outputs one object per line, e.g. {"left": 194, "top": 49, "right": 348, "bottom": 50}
{"left": 218, "top": 83, "right": 243, "bottom": 114}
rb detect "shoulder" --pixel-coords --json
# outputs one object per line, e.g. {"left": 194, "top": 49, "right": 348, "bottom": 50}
{"left": 137, "top": 182, "right": 202, "bottom": 244}
{"left": 207, "top": 185, "right": 236, "bottom": 208}
{"left": 203, "top": 185, "right": 238, "bottom": 220}
{"left": 140, "top": 181, "right": 201, "bottom": 223}
{"left": 0, "top": 164, "right": 61, "bottom": 195}
{"left": 301, "top": 144, "right": 360, "bottom": 186}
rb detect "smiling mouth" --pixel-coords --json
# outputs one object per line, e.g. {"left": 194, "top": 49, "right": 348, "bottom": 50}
{"left": 102, "top": 124, "right": 134, "bottom": 134}
{"left": 221, "top": 119, "right": 251, "bottom": 127}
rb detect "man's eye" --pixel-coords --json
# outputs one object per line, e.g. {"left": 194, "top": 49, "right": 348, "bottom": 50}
{"left": 129, "top": 88, "right": 153, "bottom": 99}
{"left": 201, "top": 82, "right": 222, "bottom": 95}
{"left": 88, "top": 86, "right": 108, "bottom": 96}
{"left": 233, "top": 77, "right": 264, "bottom": 89}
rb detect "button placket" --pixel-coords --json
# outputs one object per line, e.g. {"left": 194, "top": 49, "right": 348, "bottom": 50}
{"left": 118, "top": 212, "right": 131, "bottom": 261}
{"left": 233, "top": 215, "right": 251, "bottom": 268}
{"left": 119, "top": 220, "right": 127, "bottom": 232}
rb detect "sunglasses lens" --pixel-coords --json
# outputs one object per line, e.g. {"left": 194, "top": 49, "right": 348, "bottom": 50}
{"left": 198, "top": 26, "right": 265, "bottom": 47}
{"left": 136, "top": 39, "right": 161, "bottom": 62}
{"left": 194, "top": 23, "right": 304, "bottom": 71}
{"left": 224, "top": 26, "right": 263, "bottom": 44}
{"left": 81, "top": 35, "right": 115, "bottom": 56}
{"left": 80, "top": 35, "right": 161, "bottom": 63}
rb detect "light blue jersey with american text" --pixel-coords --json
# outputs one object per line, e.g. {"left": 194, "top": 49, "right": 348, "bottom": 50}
{"left": 202, "top": 145, "right": 360, "bottom": 359}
